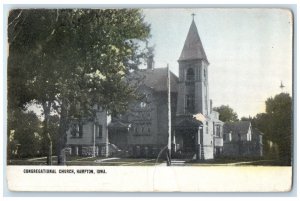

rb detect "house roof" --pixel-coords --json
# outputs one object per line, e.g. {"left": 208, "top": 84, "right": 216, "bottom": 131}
{"left": 252, "top": 127, "right": 264, "bottom": 136}
{"left": 129, "top": 67, "right": 178, "bottom": 93}
{"left": 178, "top": 20, "right": 208, "bottom": 62}
{"left": 224, "top": 121, "right": 251, "bottom": 135}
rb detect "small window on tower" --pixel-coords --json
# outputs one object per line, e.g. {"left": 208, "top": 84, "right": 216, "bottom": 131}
{"left": 186, "top": 68, "right": 195, "bottom": 81}
{"left": 186, "top": 95, "right": 195, "bottom": 113}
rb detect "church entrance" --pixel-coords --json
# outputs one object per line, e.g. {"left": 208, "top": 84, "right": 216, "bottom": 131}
{"left": 173, "top": 116, "right": 203, "bottom": 160}
{"left": 181, "top": 129, "right": 197, "bottom": 153}
{"left": 174, "top": 128, "right": 197, "bottom": 159}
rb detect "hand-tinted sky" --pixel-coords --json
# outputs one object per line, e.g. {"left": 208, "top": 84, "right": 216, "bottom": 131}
{"left": 142, "top": 8, "right": 293, "bottom": 118}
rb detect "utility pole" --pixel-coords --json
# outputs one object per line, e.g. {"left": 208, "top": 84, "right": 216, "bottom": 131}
{"left": 167, "top": 64, "right": 172, "bottom": 166}
{"left": 93, "top": 121, "right": 96, "bottom": 157}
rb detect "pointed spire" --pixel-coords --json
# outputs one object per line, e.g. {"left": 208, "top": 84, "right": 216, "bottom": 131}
{"left": 178, "top": 18, "right": 208, "bottom": 62}
{"left": 191, "top": 13, "right": 196, "bottom": 21}
{"left": 280, "top": 81, "right": 285, "bottom": 92}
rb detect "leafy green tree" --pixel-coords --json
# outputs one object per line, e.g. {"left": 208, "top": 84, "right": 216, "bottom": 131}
{"left": 7, "top": 9, "right": 151, "bottom": 164}
{"left": 240, "top": 116, "right": 252, "bottom": 121}
{"left": 213, "top": 105, "right": 239, "bottom": 122}
{"left": 7, "top": 109, "right": 43, "bottom": 160}
{"left": 253, "top": 93, "right": 292, "bottom": 164}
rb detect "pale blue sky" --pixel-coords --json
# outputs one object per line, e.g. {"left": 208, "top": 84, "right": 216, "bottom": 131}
{"left": 142, "top": 8, "right": 293, "bottom": 118}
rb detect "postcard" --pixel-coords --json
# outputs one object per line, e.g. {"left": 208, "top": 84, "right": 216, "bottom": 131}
{"left": 6, "top": 8, "right": 293, "bottom": 192}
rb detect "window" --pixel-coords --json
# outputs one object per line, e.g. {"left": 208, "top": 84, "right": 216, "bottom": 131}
{"left": 145, "top": 93, "right": 151, "bottom": 101}
{"left": 229, "top": 132, "right": 232, "bottom": 142}
{"left": 97, "top": 125, "right": 103, "bottom": 138}
{"left": 259, "top": 135, "right": 262, "bottom": 144}
{"left": 186, "top": 68, "right": 195, "bottom": 81}
{"left": 140, "top": 101, "right": 147, "bottom": 108}
{"left": 79, "top": 124, "right": 83, "bottom": 137}
{"left": 216, "top": 125, "right": 221, "bottom": 137}
{"left": 70, "top": 124, "right": 78, "bottom": 137}
{"left": 223, "top": 134, "right": 227, "bottom": 141}
{"left": 206, "top": 122, "right": 209, "bottom": 134}
{"left": 186, "top": 95, "right": 195, "bottom": 113}
{"left": 71, "top": 123, "right": 83, "bottom": 138}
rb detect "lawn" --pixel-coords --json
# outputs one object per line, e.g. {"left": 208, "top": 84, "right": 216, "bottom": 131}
{"left": 8, "top": 156, "right": 165, "bottom": 166}
{"left": 7, "top": 156, "right": 289, "bottom": 166}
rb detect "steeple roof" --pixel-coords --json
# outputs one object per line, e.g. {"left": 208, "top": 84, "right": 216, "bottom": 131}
{"left": 178, "top": 20, "right": 208, "bottom": 62}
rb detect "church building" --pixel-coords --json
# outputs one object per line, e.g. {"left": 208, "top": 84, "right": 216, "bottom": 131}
{"left": 108, "top": 18, "right": 224, "bottom": 160}
{"left": 66, "top": 18, "right": 224, "bottom": 160}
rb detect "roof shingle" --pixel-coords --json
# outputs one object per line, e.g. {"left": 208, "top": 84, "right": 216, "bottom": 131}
{"left": 129, "top": 67, "right": 178, "bottom": 92}
{"left": 178, "top": 20, "right": 208, "bottom": 62}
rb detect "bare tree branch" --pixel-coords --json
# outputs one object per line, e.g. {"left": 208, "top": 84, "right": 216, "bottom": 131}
{"left": 8, "top": 10, "right": 23, "bottom": 27}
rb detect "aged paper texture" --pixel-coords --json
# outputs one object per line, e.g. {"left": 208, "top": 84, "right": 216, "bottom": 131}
{"left": 6, "top": 8, "right": 293, "bottom": 192}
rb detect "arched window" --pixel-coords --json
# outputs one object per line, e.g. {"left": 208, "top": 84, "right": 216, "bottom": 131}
{"left": 186, "top": 95, "right": 195, "bottom": 113}
{"left": 186, "top": 68, "right": 195, "bottom": 81}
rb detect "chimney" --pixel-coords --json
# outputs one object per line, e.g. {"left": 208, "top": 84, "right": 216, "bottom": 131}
{"left": 147, "top": 55, "right": 154, "bottom": 70}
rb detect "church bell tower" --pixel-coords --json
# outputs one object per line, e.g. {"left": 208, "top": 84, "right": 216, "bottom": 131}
{"left": 176, "top": 17, "right": 210, "bottom": 116}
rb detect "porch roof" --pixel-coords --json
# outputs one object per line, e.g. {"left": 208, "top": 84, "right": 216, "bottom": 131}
{"left": 174, "top": 115, "right": 203, "bottom": 128}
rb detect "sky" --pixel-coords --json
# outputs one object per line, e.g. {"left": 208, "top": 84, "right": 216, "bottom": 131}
{"left": 141, "top": 8, "right": 293, "bottom": 118}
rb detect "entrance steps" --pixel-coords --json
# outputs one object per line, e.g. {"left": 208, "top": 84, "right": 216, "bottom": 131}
{"left": 157, "top": 159, "right": 186, "bottom": 166}
{"left": 171, "top": 160, "right": 186, "bottom": 166}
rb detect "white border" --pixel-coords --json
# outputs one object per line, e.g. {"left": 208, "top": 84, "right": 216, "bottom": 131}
{"left": 1, "top": 0, "right": 299, "bottom": 198}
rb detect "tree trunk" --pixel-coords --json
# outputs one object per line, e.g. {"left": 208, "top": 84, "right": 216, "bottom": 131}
{"left": 47, "top": 133, "right": 52, "bottom": 165}
{"left": 57, "top": 100, "right": 68, "bottom": 165}
{"left": 42, "top": 101, "right": 52, "bottom": 165}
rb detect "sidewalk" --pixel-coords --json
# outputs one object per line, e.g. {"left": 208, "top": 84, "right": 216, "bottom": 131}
{"left": 157, "top": 160, "right": 186, "bottom": 166}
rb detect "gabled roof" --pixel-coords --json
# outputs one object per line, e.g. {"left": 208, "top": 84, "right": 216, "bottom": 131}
{"left": 178, "top": 20, "right": 208, "bottom": 62}
{"left": 175, "top": 114, "right": 203, "bottom": 128}
{"left": 252, "top": 128, "right": 264, "bottom": 136}
{"left": 175, "top": 118, "right": 202, "bottom": 128}
{"left": 129, "top": 68, "right": 178, "bottom": 93}
{"left": 224, "top": 121, "right": 251, "bottom": 135}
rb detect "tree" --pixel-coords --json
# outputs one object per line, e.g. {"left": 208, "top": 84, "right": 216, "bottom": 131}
{"left": 7, "top": 109, "right": 43, "bottom": 159}
{"left": 240, "top": 116, "right": 252, "bottom": 121}
{"left": 213, "top": 105, "right": 238, "bottom": 122}
{"left": 253, "top": 93, "right": 292, "bottom": 164}
{"left": 7, "top": 9, "right": 151, "bottom": 164}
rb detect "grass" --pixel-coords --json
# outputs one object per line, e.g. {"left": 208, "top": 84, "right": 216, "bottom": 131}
{"left": 7, "top": 155, "right": 290, "bottom": 166}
